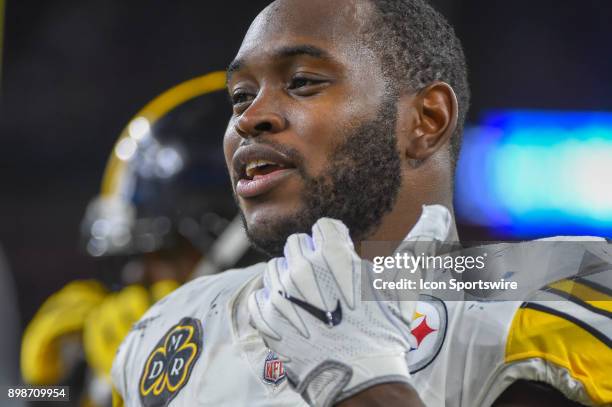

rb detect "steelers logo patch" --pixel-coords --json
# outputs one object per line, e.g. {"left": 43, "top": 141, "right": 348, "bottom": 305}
{"left": 407, "top": 295, "right": 447, "bottom": 374}
{"left": 139, "top": 318, "right": 203, "bottom": 407}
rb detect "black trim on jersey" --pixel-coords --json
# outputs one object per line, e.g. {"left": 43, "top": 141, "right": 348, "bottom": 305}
{"left": 522, "top": 302, "right": 612, "bottom": 348}
{"left": 543, "top": 286, "right": 612, "bottom": 319}
{"left": 571, "top": 276, "right": 612, "bottom": 298}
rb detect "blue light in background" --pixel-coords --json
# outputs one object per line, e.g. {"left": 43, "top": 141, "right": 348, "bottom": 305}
{"left": 455, "top": 110, "right": 612, "bottom": 238}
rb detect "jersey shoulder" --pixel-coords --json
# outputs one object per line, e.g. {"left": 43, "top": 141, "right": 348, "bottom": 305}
{"left": 111, "top": 263, "right": 265, "bottom": 405}
{"left": 150, "top": 263, "right": 265, "bottom": 314}
{"left": 412, "top": 274, "right": 611, "bottom": 406}
{"left": 500, "top": 271, "right": 612, "bottom": 406}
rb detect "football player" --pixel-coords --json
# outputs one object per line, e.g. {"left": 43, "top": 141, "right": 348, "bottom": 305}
{"left": 21, "top": 72, "right": 262, "bottom": 406}
{"left": 111, "top": 1, "right": 611, "bottom": 406}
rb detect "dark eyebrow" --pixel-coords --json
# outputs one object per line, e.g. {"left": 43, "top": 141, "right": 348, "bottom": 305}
{"left": 226, "top": 44, "right": 334, "bottom": 83}
{"left": 226, "top": 59, "right": 243, "bottom": 81}
{"left": 273, "top": 44, "right": 331, "bottom": 60}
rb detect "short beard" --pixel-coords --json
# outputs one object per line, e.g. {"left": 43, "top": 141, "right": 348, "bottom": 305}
{"left": 242, "top": 95, "right": 402, "bottom": 257}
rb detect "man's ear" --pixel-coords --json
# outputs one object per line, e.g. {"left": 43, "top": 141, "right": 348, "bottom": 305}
{"left": 398, "top": 81, "right": 458, "bottom": 161}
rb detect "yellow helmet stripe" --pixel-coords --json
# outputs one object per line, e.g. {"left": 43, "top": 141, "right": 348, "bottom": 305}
{"left": 101, "top": 71, "right": 227, "bottom": 196}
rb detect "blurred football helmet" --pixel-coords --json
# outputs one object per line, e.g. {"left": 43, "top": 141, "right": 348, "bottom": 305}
{"left": 81, "top": 71, "right": 251, "bottom": 274}
{"left": 22, "top": 72, "right": 261, "bottom": 406}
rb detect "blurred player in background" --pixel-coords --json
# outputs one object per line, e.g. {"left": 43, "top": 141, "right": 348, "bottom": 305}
{"left": 20, "top": 71, "right": 263, "bottom": 406}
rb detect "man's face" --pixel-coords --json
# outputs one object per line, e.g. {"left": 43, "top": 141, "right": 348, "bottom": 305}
{"left": 224, "top": 0, "right": 402, "bottom": 256}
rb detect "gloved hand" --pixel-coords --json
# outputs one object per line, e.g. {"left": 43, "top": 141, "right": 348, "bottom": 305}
{"left": 248, "top": 205, "right": 451, "bottom": 407}
{"left": 21, "top": 280, "right": 108, "bottom": 384}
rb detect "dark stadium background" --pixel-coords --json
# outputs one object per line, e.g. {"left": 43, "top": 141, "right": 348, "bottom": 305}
{"left": 1, "top": 0, "right": 611, "bottom": 348}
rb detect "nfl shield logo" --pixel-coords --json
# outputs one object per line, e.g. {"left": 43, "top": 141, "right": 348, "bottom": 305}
{"left": 263, "top": 351, "right": 286, "bottom": 385}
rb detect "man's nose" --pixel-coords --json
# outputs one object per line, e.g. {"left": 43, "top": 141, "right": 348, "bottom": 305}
{"left": 234, "top": 93, "right": 287, "bottom": 138}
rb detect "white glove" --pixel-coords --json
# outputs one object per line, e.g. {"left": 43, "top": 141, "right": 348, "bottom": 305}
{"left": 248, "top": 205, "right": 451, "bottom": 407}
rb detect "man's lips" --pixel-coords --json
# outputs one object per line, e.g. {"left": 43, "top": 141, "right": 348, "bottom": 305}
{"left": 236, "top": 168, "right": 296, "bottom": 198}
{"left": 232, "top": 144, "right": 297, "bottom": 198}
{"left": 232, "top": 144, "right": 295, "bottom": 178}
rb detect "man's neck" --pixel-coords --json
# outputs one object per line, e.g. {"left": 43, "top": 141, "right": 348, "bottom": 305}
{"left": 356, "top": 201, "right": 457, "bottom": 260}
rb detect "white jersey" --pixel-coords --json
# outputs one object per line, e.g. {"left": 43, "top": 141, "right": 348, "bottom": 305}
{"left": 112, "top": 263, "right": 611, "bottom": 406}
{"left": 112, "top": 265, "right": 306, "bottom": 407}
{"left": 407, "top": 287, "right": 611, "bottom": 406}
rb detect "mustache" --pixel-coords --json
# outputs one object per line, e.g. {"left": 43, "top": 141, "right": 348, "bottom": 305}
{"left": 238, "top": 138, "right": 306, "bottom": 174}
